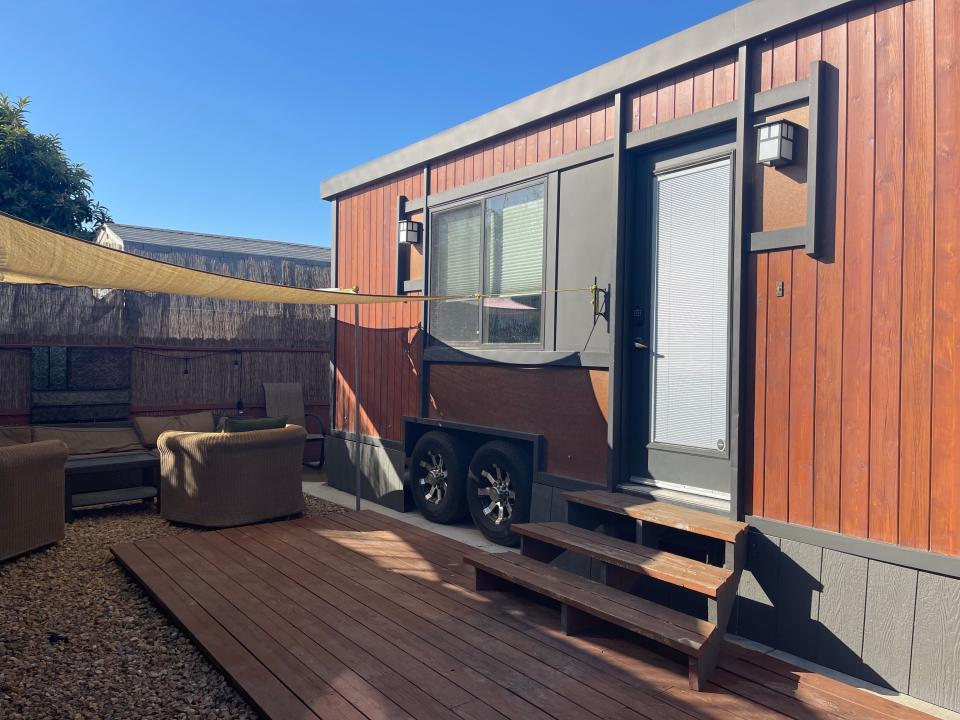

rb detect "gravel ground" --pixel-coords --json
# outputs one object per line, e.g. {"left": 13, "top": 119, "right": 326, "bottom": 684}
{"left": 0, "top": 494, "right": 347, "bottom": 720}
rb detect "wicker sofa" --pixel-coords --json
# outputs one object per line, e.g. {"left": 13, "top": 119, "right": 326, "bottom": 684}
{"left": 158, "top": 425, "right": 306, "bottom": 527}
{"left": 0, "top": 440, "right": 70, "bottom": 562}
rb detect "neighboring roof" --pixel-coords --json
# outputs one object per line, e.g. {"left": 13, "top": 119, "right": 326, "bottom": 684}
{"left": 320, "top": 0, "right": 856, "bottom": 200}
{"left": 97, "top": 223, "right": 331, "bottom": 265}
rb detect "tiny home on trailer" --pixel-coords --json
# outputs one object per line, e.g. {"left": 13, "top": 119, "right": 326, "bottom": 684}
{"left": 321, "top": 0, "right": 960, "bottom": 710}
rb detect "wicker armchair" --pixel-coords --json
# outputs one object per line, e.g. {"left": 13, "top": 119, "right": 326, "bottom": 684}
{"left": 0, "top": 440, "right": 69, "bottom": 562}
{"left": 158, "top": 425, "right": 306, "bottom": 527}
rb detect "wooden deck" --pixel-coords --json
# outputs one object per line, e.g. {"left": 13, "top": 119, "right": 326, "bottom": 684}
{"left": 112, "top": 510, "right": 935, "bottom": 720}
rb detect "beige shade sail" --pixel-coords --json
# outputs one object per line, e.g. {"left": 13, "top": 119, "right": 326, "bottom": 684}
{"left": 0, "top": 212, "right": 428, "bottom": 305}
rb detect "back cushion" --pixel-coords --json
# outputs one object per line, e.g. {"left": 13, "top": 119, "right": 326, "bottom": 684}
{"left": 221, "top": 416, "right": 286, "bottom": 434}
{"left": 132, "top": 411, "right": 217, "bottom": 447}
{"left": 33, "top": 426, "right": 145, "bottom": 456}
{"left": 0, "top": 426, "right": 33, "bottom": 448}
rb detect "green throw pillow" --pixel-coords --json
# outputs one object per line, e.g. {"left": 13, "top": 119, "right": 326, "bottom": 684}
{"left": 221, "top": 416, "right": 287, "bottom": 434}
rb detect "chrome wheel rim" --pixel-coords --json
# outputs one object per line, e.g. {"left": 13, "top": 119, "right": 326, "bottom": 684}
{"left": 418, "top": 451, "right": 448, "bottom": 505}
{"left": 477, "top": 463, "right": 515, "bottom": 526}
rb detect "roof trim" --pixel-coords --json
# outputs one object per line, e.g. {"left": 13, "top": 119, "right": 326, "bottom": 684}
{"left": 320, "top": 0, "right": 856, "bottom": 199}
{"left": 99, "top": 223, "right": 330, "bottom": 264}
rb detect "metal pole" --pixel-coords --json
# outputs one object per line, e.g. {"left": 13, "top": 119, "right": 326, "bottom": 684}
{"left": 353, "top": 303, "right": 362, "bottom": 511}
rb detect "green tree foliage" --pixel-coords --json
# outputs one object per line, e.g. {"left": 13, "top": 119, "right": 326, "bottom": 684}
{"left": 0, "top": 94, "right": 111, "bottom": 240}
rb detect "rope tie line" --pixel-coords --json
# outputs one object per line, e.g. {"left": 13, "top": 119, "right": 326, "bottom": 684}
{"left": 379, "top": 286, "right": 601, "bottom": 303}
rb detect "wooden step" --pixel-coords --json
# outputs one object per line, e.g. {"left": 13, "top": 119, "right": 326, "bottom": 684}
{"left": 562, "top": 490, "right": 748, "bottom": 544}
{"left": 512, "top": 522, "right": 734, "bottom": 598}
{"left": 464, "top": 550, "right": 720, "bottom": 690}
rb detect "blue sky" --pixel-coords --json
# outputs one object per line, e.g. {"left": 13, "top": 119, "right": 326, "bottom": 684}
{"left": 5, "top": 1, "right": 741, "bottom": 247}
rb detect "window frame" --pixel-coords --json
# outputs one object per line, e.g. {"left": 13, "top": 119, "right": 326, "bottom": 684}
{"left": 427, "top": 177, "right": 549, "bottom": 349}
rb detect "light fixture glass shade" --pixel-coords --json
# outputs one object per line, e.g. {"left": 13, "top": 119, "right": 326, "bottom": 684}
{"left": 756, "top": 120, "right": 796, "bottom": 166}
{"left": 397, "top": 219, "right": 422, "bottom": 244}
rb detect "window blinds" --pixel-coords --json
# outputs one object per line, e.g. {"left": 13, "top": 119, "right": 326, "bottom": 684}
{"left": 484, "top": 185, "right": 545, "bottom": 296}
{"left": 429, "top": 203, "right": 481, "bottom": 343}
{"left": 427, "top": 183, "right": 545, "bottom": 346}
{"left": 651, "top": 158, "right": 731, "bottom": 452}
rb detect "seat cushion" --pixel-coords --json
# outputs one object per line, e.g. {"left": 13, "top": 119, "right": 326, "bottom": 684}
{"left": 221, "top": 416, "right": 287, "bottom": 434}
{"left": 133, "top": 411, "right": 217, "bottom": 447}
{"left": 0, "top": 426, "right": 33, "bottom": 448}
{"left": 33, "top": 426, "right": 145, "bottom": 456}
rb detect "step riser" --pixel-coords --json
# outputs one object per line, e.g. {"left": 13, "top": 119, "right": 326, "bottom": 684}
{"left": 515, "top": 489, "right": 750, "bottom": 693}
{"left": 515, "top": 523, "right": 733, "bottom": 599}
{"left": 562, "top": 490, "right": 748, "bottom": 546}
{"left": 521, "top": 536, "right": 566, "bottom": 565}
{"left": 468, "top": 553, "right": 719, "bottom": 691}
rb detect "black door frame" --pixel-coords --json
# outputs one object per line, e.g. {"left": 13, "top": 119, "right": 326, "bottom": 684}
{"left": 625, "top": 136, "right": 737, "bottom": 500}
{"left": 607, "top": 44, "right": 753, "bottom": 521}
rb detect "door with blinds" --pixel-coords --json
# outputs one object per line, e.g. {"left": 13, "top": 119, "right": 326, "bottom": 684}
{"left": 628, "top": 146, "right": 734, "bottom": 503}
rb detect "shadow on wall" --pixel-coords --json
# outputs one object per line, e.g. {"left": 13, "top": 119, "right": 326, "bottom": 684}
{"left": 333, "top": 321, "right": 423, "bottom": 443}
{"left": 733, "top": 530, "right": 917, "bottom": 693}
{"left": 424, "top": 344, "right": 608, "bottom": 484}
{"left": 332, "top": 319, "right": 610, "bottom": 486}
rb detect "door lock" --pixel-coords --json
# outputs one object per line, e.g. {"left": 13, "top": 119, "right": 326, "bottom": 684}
{"left": 633, "top": 338, "right": 649, "bottom": 350}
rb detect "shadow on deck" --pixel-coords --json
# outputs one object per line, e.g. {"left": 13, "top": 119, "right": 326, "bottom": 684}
{"left": 111, "top": 510, "right": 934, "bottom": 720}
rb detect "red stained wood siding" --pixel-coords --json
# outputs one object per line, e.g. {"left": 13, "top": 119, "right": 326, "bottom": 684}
{"left": 746, "top": 0, "right": 959, "bottom": 554}
{"left": 900, "top": 0, "right": 935, "bottom": 551}
{"left": 334, "top": 171, "right": 423, "bottom": 442}
{"left": 627, "top": 56, "right": 738, "bottom": 132}
{"left": 427, "top": 364, "right": 609, "bottom": 484}
{"left": 931, "top": 0, "right": 960, "bottom": 556}
{"left": 428, "top": 99, "right": 614, "bottom": 194}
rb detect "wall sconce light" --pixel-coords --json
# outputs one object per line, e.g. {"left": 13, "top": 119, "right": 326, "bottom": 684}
{"left": 755, "top": 119, "right": 797, "bottom": 167}
{"left": 398, "top": 219, "right": 422, "bottom": 245}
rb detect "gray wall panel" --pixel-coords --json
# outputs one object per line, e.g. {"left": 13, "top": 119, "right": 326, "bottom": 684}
{"left": 862, "top": 560, "right": 918, "bottom": 693}
{"left": 910, "top": 572, "right": 960, "bottom": 710}
{"left": 550, "top": 486, "right": 569, "bottom": 523}
{"left": 555, "top": 158, "right": 615, "bottom": 355}
{"left": 817, "top": 549, "right": 868, "bottom": 679}
{"left": 325, "top": 435, "right": 408, "bottom": 512}
{"left": 734, "top": 531, "right": 781, "bottom": 645}
{"left": 530, "top": 482, "right": 553, "bottom": 523}
{"left": 775, "top": 539, "right": 823, "bottom": 660}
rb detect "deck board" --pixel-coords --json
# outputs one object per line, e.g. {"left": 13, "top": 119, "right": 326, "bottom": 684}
{"left": 112, "top": 511, "right": 936, "bottom": 720}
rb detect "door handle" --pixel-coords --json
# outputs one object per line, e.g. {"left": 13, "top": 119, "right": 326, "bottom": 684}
{"left": 633, "top": 338, "right": 648, "bottom": 350}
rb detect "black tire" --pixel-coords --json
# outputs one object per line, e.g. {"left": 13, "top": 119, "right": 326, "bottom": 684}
{"left": 467, "top": 441, "right": 531, "bottom": 546}
{"left": 408, "top": 431, "right": 469, "bottom": 524}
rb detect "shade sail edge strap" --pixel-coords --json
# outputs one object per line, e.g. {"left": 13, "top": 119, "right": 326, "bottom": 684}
{"left": 0, "top": 213, "right": 599, "bottom": 306}
{"left": 0, "top": 213, "right": 434, "bottom": 305}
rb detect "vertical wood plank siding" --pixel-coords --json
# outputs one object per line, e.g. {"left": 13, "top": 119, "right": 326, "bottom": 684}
{"left": 626, "top": 56, "right": 738, "bottom": 131}
{"left": 747, "top": 0, "right": 959, "bottom": 555}
{"left": 428, "top": 99, "right": 615, "bottom": 194}
{"left": 900, "top": 0, "right": 935, "bottom": 551}
{"left": 334, "top": 171, "right": 423, "bottom": 442}
{"left": 931, "top": 0, "right": 960, "bottom": 556}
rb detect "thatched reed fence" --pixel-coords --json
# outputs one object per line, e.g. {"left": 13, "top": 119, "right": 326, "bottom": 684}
{"left": 0, "top": 287, "right": 329, "bottom": 349}
{"left": 0, "top": 255, "right": 331, "bottom": 424}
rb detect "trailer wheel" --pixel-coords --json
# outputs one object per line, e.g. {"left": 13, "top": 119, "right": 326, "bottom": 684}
{"left": 467, "top": 441, "right": 531, "bottom": 546}
{"left": 409, "top": 431, "right": 469, "bottom": 524}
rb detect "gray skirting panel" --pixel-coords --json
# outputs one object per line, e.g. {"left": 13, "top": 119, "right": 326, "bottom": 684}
{"left": 733, "top": 526, "right": 960, "bottom": 712}
{"left": 324, "top": 433, "right": 410, "bottom": 513}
